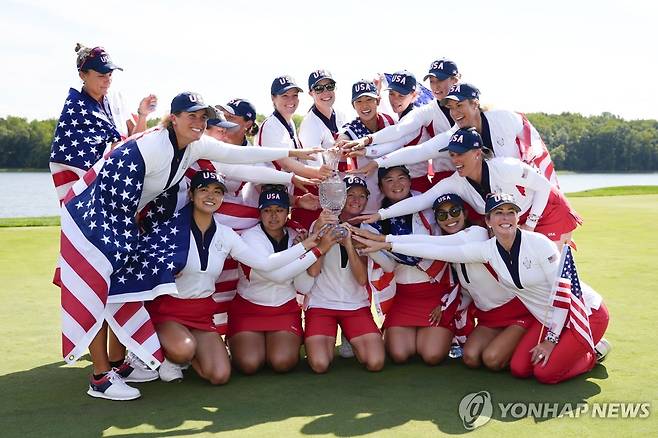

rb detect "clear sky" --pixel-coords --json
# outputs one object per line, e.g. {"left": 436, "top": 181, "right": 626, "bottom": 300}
{"left": 1, "top": 0, "right": 656, "bottom": 122}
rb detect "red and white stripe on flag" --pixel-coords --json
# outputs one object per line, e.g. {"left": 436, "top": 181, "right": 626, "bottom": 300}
{"left": 59, "top": 206, "right": 164, "bottom": 368}
{"left": 550, "top": 247, "right": 595, "bottom": 353}
{"left": 516, "top": 113, "right": 559, "bottom": 188}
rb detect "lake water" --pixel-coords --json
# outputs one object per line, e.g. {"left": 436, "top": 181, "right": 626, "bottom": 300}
{"left": 0, "top": 171, "right": 657, "bottom": 218}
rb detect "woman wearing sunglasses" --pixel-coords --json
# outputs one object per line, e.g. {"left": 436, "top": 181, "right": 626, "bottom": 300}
{"left": 355, "top": 128, "right": 580, "bottom": 248}
{"left": 294, "top": 70, "right": 349, "bottom": 229}
{"left": 364, "top": 166, "right": 461, "bottom": 365}
{"left": 353, "top": 192, "right": 534, "bottom": 371}
{"left": 256, "top": 75, "right": 333, "bottom": 230}
{"left": 353, "top": 192, "right": 610, "bottom": 384}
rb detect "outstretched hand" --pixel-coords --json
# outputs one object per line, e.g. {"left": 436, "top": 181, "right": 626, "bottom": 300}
{"left": 352, "top": 235, "right": 391, "bottom": 254}
{"left": 290, "top": 148, "right": 323, "bottom": 161}
{"left": 347, "top": 161, "right": 377, "bottom": 176}
{"left": 348, "top": 212, "right": 381, "bottom": 224}
{"left": 291, "top": 174, "right": 320, "bottom": 193}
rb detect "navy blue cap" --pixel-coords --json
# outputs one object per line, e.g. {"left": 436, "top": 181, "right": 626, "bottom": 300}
{"left": 433, "top": 193, "right": 464, "bottom": 210}
{"left": 271, "top": 75, "right": 303, "bottom": 95}
{"left": 218, "top": 99, "right": 257, "bottom": 122}
{"left": 424, "top": 58, "right": 459, "bottom": 81}
{"left": 207, "top": 109, "right": 239, "bottom": 129}
{"left": 386, "top": 70, "right": 417, "bottom": 95}
{"left": 259, "top": 187, "right": 290, "bottom": 209}
{"left": 440, "top": 128, "right": 483, "bottom": 153}
{"left": 170, "top": 92, "right": 214, "bottom": 117}
{"left": 377, "top": 165, "right": 410, "bottom": 181}
{"left": 190, "top": 171, "right": 227, "bottom": 193}
{"left": 78, "top": 47, "right": 123, "bottom": 74}
{"left": 485, "top": 193, "right": 521, "bottom": 214}
{"left": 308, "top": 69, "right": 335, "bottom": 90}
{"left": 351, "top": 79, "right": 378, "bottom": 102}
{"left": 344, "top": 175, "right": 370, "bottom": 194}
{"left": 441, "top": 83, "right": 480, "bottom": 104}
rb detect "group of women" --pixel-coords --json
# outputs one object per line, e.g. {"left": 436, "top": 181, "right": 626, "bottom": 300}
{"left": 49, "top": 44, "right": 610, "bottom": 401}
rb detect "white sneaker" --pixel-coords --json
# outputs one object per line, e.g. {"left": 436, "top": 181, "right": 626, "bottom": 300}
{"left": 338, "top": 333, "right": 355, "bottom": 358}
{"left": 595, "top": 338, "right": 612, "bottom": 363}
{"left": 159, "top": 359, "right": 184, "bottom": 382}
{"left": 87, "top": 370, "right": 141, "bottom": 401}
{"left": 114, "top": 352, "right": 159, "bottom": 383}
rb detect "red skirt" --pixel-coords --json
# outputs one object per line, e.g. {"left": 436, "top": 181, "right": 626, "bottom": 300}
{"left": 520, "top": 188, "right": 582, "bottom": 241}
{"left": 146, "top": 294, "right": 219, "bottom": 332}
{"left": 383, "top": 282, "right": 456, "bottom": 330}
{"left": 474, "top": 297, "right": 535, "bottom": 329}
{"left": 227, "top": 294, "right": 303, "bottom": 338}
{"left": 305, "top": 306, "right": 380, "bottom": 340}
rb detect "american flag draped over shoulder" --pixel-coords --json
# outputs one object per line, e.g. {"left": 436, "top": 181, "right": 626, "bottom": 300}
{"left": 50, "top": 88, "right": 122, "bottom": 203}
{"left": 515, "top": 113, "right": 559, "bottom": 188}
{"left": 60, "top": 138, "right": 187, "bottom": 368}
{"left": 550, "top": 246, "right": 595, "bottom": 352}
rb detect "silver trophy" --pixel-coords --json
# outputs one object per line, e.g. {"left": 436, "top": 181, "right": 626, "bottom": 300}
{"left": 319, "top": 148, "right": 348, "bottom": 239}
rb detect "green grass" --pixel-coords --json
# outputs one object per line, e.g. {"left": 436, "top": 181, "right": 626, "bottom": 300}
{"left": 0, "top": 216, "right": 60, "bottom": 227}
{"left": 1, "top": 195, "right": 658, "bottom": 437}
{"left": 567, "top": 185, "right": 658, "bottom": 197}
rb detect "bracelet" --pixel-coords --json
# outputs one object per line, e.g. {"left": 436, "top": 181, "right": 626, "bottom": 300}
{"left": 311, "top": 247, "right": 323, "bottom": 258}
{"left": 527, "top": 213, "right": 541, "bottom": 223}
{"left": 544, "top": 330, "right": 559, "bottom": 344}
{"left": 364, "top": 135, "right": 373, "bottom": 146}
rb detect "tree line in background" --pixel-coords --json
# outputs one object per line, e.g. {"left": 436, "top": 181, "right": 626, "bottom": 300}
{"left": 0, "top": 112, "right": 656, "bottom": 172}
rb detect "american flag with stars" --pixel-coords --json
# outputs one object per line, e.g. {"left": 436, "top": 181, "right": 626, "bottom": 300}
{"left": 550, "top": 246, "right": 595, "bottom": 352}
{"left": 50, "top": 88, "right": 122, "bottom": 203}
{"left": 59, "top": 138, "right": 188, "bottom": 369}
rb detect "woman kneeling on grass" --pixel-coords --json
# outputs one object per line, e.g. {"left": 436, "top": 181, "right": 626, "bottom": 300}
{"left": 354, "top": 192, "right": 611, "bottom": 384}
{"left": 147, "top": 175, "right": 334, "bottom": 383}
{"left": 227, "top": 185, "right": 340, "bottom": 374}
{"left": 304, "top": 176, "right": 386, "bottom": 373}
{"left": 352, "top": 193, "right": 534, "bottom": 371}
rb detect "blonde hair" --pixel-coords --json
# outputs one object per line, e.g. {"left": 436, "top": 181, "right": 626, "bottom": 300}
{"left": 160, "top": 113, "right": 175, "bottom": 129}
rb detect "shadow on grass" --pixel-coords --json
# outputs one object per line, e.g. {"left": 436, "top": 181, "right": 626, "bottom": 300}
{"left": 0, "top": 355, "right": 607, "bottom": 437}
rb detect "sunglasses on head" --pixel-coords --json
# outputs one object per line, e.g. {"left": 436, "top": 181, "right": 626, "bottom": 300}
{"left": 435, "top": 206, "right": 463, "bottom": 221}
{"left": 312, "top": 83, "right": 336, "bottom": 93}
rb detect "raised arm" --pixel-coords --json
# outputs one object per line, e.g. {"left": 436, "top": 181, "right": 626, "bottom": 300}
{"left": 390, "top": 241, "right": 489, "bottom": 264}
{"left": 373, "top": 126, "right": 457, "bottom": 168}
{"left": 385, "top": 226, "right": 488, "bottom": 245}
{"left": 213, "top": 162, "right": 293, "bottom": 185}
{"left": 378, "top": 185, "right": 441, "bottom": 220}
{"left": 255, "top": 250, "right": 321, "bottom": 282}
{"left": 370, "top": 107, "right": 430, "bottom": 144}
{"left": 195, "top": 136, "right": 320, "bottom": 165}
{"left": 228, "top": 230, "right": 311, "bottom": 272}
